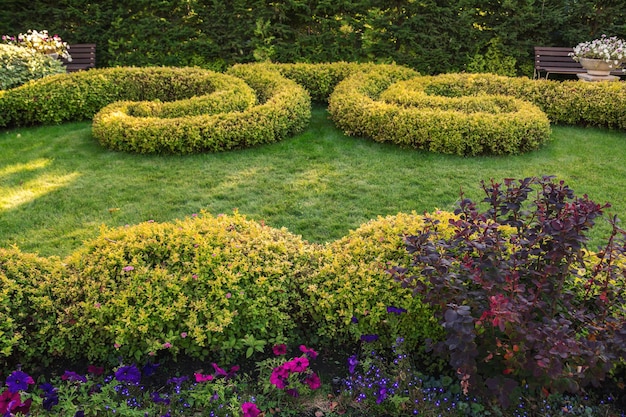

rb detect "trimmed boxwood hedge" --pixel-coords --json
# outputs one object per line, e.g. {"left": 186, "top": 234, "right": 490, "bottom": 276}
{"left": 92, "top": 64, "right": 311, "bottom": 154}
{"left": 1, "top": 63, "right": 626, "bottom": 156}
{"left": 328, "top": 70, "right": 552, "bottom": 156}
{"left": 0, "top": 211, "right": 449, "bottom": 368}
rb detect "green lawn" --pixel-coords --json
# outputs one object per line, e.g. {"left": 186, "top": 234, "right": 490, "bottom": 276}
{"left": 1, "top": 105, "right": 625, "bottom": 258}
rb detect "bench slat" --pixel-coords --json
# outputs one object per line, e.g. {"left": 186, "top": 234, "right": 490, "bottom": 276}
{"left": 60, "top": 43, "right": 96, "bottom": 72}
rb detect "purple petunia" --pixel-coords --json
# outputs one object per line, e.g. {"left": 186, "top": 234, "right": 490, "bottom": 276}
{"left": 241, "top": 402, "right": 260, "bottom": 417}
{"left": 360, "top": 334, "right": 379, "bottom": 343}
{"left": 272, "top": 344, "right": 287, "bottom": 356}
{"left": 386, "top": 306, "right": 407, "bottom": 314}
{"left": 166, "top": 376, "right": 188, "bottom": 386}
{"left": 61, "top": 371, "right": 87, "bottom": 383}
{"left": 5, "top": 370, "right": 34, "bottom": 393}
{"left": 151, "top": 392, "right": 170, "bottom": 405}
{"left": 142, "top": 363, "right": 160, "bottom": 378}
{"left": 114, "top": 365, "right": 141, "bottom": 384}
{"left": 348, "top": 354, "right": 359, "bottom": 374}
{"left": 376, "top": 387, "right": 388, "bottom": 404}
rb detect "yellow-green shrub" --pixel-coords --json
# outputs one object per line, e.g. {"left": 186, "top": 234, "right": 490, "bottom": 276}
{"left": 269, "top": 62, "right": 410, "bottom": 102}
{"left": 0, "top": 248, "right": 68, "bottom": 367}
{"left": 292, "top": 211, "right": 452, "bottom": 352}
{"left": 329, "top": 71, "right": 551, "bottom": 155}
{"left": 54, "top": 211, "right": 318, "bottom": 364}
{"left": 0, "top": 67, "right": 255, "bottom": 128}
{"left": 399, "top": 73, "right": 626, "bottom": 129}
{"left": 91, "top": 64, "right": 311, "bottom": 154}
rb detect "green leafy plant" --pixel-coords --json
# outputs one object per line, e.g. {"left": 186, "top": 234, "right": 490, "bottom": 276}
{"left": 0, "top": 43, "right": 65, "bottom": 90}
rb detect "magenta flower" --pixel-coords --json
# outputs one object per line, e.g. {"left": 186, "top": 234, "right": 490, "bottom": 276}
{"left": 0, "top": 390, "right": 21, "bottom": 413}
{"left": 212, "top": 363, "right": 227, "bottom": 376}
{"left": 273, "top": 343, "right": 287, "bottom": 356}
{"left": 241, "top": 402, "right": 260, "bottom": 417}
{"left": 285, "top": 357, "right": 309, "bottom": 373}
{"left": 162, "top": 342, "right": 172, "bottom": 349}
{"left": 269, "top": 365, "right": 289, "bottom": 389}
{"left": 87, "top": 365, "right": 104, "bottom": 376}
{"left": 304, "top": 372, "right": 321, "bottom": 390}
{"left": 194, "top": 373, "right": 214, "bottom": 382}
{"left": 5, "top": 370, "right": 34, "bottom": 393}
{"left": 122, "top": 265, "right": 134, "bottom": 272}
{"left": 299, "top": 345, "right": 318, "bottom": 359}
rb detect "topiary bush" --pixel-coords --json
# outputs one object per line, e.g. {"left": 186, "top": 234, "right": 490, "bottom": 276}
{"left": 293, "top": 212, "right": 447, "bottom": 353}
{"left": 0, "top": 67, "right": 256, "bottom": 128}
{"left": 2, "top": 63, "right": 626, "bottom": 156}
{"left": 0, "top": 248, "right": 69, "bottom": 369}
{"left": 329, "top": 70, "right": 551, "bottom": 156}
{"left": 50, "top": 211, "right": 319, "bottom": 365}
{"left": 390, "top": 176, "right": 626, "bottom": 408}
{"left": 0, "top": 43, "right": 65, "bottom": 90}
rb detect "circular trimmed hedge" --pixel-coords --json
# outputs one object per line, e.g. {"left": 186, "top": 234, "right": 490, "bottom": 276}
{"left": 328, "top": 70, "right": 552, "bottom": 155}
{"left": 93, "top": 65, "right": 311, "bottom": 154}
{"left": 2, "top": 63, "right": 626, "bottom": 156}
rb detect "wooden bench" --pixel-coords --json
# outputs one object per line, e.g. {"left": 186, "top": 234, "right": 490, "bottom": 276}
{"left": 60, "top": 43, "right": 96, "bottom": 72}
{"left": 534, "top": 46, "right": 623, "bottom": 79}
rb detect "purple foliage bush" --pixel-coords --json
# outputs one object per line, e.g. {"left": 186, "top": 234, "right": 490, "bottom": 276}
{"left": 390, "top": 176, "right": 626, "bottom": 408}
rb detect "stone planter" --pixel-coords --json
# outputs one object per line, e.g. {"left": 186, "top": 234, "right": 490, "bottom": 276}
{"left": 579, "top": 57, "right": 620, "bottom": 76}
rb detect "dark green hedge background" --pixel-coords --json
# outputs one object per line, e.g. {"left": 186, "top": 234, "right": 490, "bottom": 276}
{"left": 1, "top": 1, "right": 625, "bottom": 76}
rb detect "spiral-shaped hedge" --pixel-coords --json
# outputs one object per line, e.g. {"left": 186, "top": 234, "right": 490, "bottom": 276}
{"left": 1, "top": 63, "right": 626, "bottom": 156}
{"left": 328, "top": 70, "right": 552, "bottom": 155}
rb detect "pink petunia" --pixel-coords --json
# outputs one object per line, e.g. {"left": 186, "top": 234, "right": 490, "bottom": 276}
{"left": 304, "top": 372, "right": 321, "bottom": 390}
{"left": 269, "top": 365, "right": 289, "bottom": 389}
{"left": 272, "top": 343, "right": 287, "bottom": 356}
{"left": 194, "top": 373, "right": 214, "bottom": 383}
{"left": 284, "top": 357, "right": 309, "bottom": 373}
{"left": 241, "top": 402, "right": 260, "bottom": 417}
{"left": 299, "top": 345, "right": 318, "bottom": 359}
{"left": 212, "top": 363, "right": 227, "bottom": 376}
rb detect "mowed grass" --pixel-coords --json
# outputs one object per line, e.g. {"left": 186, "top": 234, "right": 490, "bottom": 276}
{"left": 1, "top": 105, "right": 625, "bottom": 258}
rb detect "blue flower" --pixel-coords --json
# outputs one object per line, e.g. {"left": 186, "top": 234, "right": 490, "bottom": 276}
{"left": 151, "top": 392, "right": 170, "bottom": 405}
